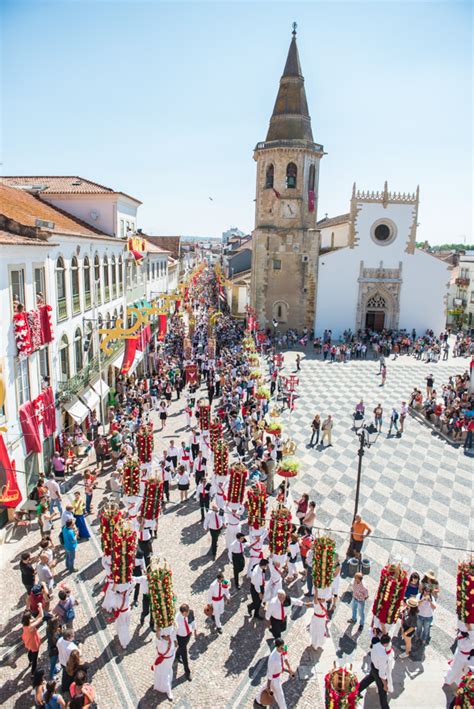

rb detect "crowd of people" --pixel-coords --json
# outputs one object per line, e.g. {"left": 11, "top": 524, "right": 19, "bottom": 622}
{"left": 11, "top": 264, "right": 473, "bottom": 708}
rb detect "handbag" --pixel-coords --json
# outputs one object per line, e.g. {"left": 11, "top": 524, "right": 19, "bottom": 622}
{"left": 259, "top": 688, "right": 274, "bottom": 705}
{"left": 203, "top": 603, "right": 213, "bottom": 617}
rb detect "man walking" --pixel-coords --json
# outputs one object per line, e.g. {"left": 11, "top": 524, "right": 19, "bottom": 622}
{"left": 62, "top": 519, "right": 77, "bottom": 573}
{"left": 255, "top": 638, "right": 296, "bottom": 709}
{"left": 229, "top": 532, "right": 247, "bottom": 590}
{"left": 45, "top": 473, "right": 62, "bottom": 517}
{"left": 207, "top": 572, "right": 230, "bottom": 634}
{"left": 399, "top": 401, "right": 408, "bottom": 433}
{"left": 373, "top": 404, "right": 383, "bottom": 432}
{"left": 357, "top": 634, "right": 393, "bottom": 709}
{"left": 175, "top": 604, "right": 197, "bottom": 681}
{"left": 203, "top": 503, "right": 224, "bottom": 560}
{"left": 321, "top": 415, "right": 333, "bottom": 447}
{"left": 388, "top": 408, "right": 399, "bottom": 436}
{"left": 247, "top": 559, "right": 268, "bottom": 620}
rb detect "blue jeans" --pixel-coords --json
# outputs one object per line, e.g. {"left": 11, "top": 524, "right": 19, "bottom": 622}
{"left": 65, "top": 548, "right": 76, "bottom": 572}
{"left": 85, "top": 493, "right": 93, "bottom": 514}
{"left": 49, "top": 498, "right": 63, "bottom": 516}
{"left": 49, "top": 653, "right": 59, "bottom": 679}
{"left": 351, "top": 598, "right": 366, "bottom": 626}
{"left": 416, "top": 615, "right": 432, "bottom": 642}
{"left": 464, "top": 429, "right": 473, "bottom": 449}
{"left": 306, "top": 567, "right": 313, "bottom": 596}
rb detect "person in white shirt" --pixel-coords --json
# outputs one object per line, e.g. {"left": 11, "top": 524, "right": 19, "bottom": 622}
{"left": 246, "top": 528, "right": 267, "bottom": 578}
{"left": 178, "top": 444, "right": 192, "bottom": 472}
{"left": 255, "top": 638, "right": 295, "bottom": 709}
{"left": 57, "top": 629, "right": 78, "bottom": 692}
{"left": 225, "top": 504, "right": 243, "bottom": 559}
{"left": 189, "top": 429, "right": 200, "bottom": 460}
{"left": 264, "top": 559, "right": 284, "bottom": 603}
{"left": 229, "top": 533, "right": 247, "bottom": 590}
{"left": 36, "top": 553, "right": 54, "bottom": 594}
{"left": 415, "top": 588, "right": 437, "bottom": 643}
{"left": 152, "top": 626, "right": 177, "bottom": 700}
{"left": 265, "top": 590, "right": 306, "bottom": 639}
{"left": 443, "top": 631, "right": 473, "bottom": 685}
{"left": 167, "top": 441, "right": 178, "bottom": 471}
{"left": 286, "top": 534, "right": 301, "bottom": 583}
{"left": 60, "top": 505, "right": 74, "bottom": 528}
{"left": 192, "top": 452, "right": 207, "bottom": 487}
{"left": 45, "top": 474, "right": 62, "bottom": 517}
{"left": 203, "top": 503, "right": 224, "bottom": 559}
{"left": 310, "top": 586, "right": 331, "bottom": 649}
{"left": 357, "top": 634, "right": 394, "bottom": 709}
{"left": 176, "top": 465, "right": 190, "bottom": 502}
{"left": 247, "top": 559, "right": 268, "bottom": 620}
{"left": 207, "top": 572, "right": 230, "bottom": 633}
{"left": 399, "top": 401, "right": 408, "bottom": 433}
{"left": 175, "top": 603, "right": 197, "bottom": 681}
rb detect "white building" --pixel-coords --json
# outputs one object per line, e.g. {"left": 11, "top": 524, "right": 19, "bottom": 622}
{"left": 446, "top": 250, "right": 474, "bottom": 331}
{"left": 0, "top": 181, "right": 171, "bottom": 519}
{"left": 315, "top": 183, "right": 451, "bottom": 337}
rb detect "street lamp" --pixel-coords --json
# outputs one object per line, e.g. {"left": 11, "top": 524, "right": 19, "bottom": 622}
{"left": 353, "top": 422, "right": 377, "bottom": 521}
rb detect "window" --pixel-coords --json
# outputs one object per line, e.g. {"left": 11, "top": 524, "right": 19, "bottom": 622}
{"left": 34, "top": 266, "right": 46, "bottom": 303}
{"left": 103, "top": 255, "right": 110, "bottom": 301}
{"left": 265, "top": 164, "right": 274, "bottom": 189}
{"left": 56, "top": 257, "right": 67, "bottom": 321}
{"left": 84, "top": 256, "right": 92, "bottom": 309}
{"left": 111, "top": 255, "right": 117, "bottom": 299}
{"left": 286, "top": 162, "right": 297, "bottom": 189}
{"left": 38, "top": 347, "right": 50, "bottom": 384}
{"left": 71, "top": 256, "right": 81, "bottom": 314}
{"left": 273, "top": 259, "right": 282, "bottom": 270}
{"left": 10, "top": 268, "right": 25, "bottom": 312}
{"left": 118, "top": 256, "right": 124, "bottom": 295}
{"left": 59, "top": 334, "right": 70, "bottom": 382}
{"left": 74, "top": 328, "right": 83, "bottom": 373}
{"left": 147, "top": 261, "right": 150, "bottom": 280}
{"left": 367, "top": 294, "right": 387, "bottom": 309}
{"left": 470, "top": 291, "right": 474, "bottom": 304}
{"left": 308, "top": 164, "right": 315, "bottom": 191}
{"left": 120, "top": 219, "right": 125, "bottom": 238}
{"left": 85, "top": 323, "right": 94, "bottom": 363}
{"left": 94, "top": 254, "right": 102, "bottom": 304}
{"left": 272, "top": 301, "right": 288, "bottom": 323}
{"left": 370, "top": 218, "right": 397, "bottom": 246}
{"left": 16, "top": 358, "right": 30, "bottom": 406}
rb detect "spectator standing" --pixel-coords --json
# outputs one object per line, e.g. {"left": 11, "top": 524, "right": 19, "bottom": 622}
{"left": 309, "top": 414, "right": 321, "bottom": 447}
{"left": 349, "top": 515, "right": 372, "bottom": 560}
{"left": 416, "top": 587, "right": 437, "bottom": 644}
{"left": 20, "top": 551, "right": 36, "bottom": 595}
{"left": 45, "top": 474, "right": 62, "bottom": 517}
{"left": 350, "top": 572, "right": 369, "bottom": 630}
{"left": 321, "top": 415, "right": 333, "bottom": 447}
{"left": 62, "top": 519, "right": 78, "bottom": 573}
{"left": 22, "top": 606, "right": 43, "bottom": 676}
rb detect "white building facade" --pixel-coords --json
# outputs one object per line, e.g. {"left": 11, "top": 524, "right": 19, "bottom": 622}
{"left": 315, "top": 183, "right": 450, "bottom": 337}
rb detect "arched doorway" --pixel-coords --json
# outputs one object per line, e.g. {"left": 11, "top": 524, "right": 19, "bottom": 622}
{"left": 364, "top": 293, "right": 387, "bottom": 331}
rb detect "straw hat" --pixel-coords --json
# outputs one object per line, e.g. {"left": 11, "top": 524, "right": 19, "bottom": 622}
{"left": 406, "top": 597, "right": 419, "bottom": 608}
{"left": 424, "top": 570, "right": 437, "bottom": 581}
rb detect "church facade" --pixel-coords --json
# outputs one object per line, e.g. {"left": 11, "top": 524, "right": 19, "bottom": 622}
{"left": 314, "top": 183, "right": 450, "bottom": 337}
{"left": 250, "top": 28, "right": 324, "bottom": 332}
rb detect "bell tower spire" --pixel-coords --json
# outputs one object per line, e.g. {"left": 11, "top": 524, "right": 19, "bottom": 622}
{"left": 250, "top": 25, "right": 325, "bottom": 333}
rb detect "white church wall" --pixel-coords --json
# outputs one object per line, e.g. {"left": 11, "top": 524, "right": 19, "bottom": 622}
{"left": 399, "top": 251, "right": 449, "bottom": 334}
{"left": 320, "top": 222, "right": 349, "bottom": 250}
{"left": 315, "top": 248, "right": 360, "bottom": 335}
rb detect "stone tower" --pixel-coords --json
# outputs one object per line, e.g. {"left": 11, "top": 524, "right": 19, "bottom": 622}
{"left": 250, "top": 26, "right": 324, "bottom": 332}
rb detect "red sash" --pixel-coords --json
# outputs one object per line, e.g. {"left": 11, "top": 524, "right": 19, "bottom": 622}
{"left": 151, "top": 638, "right": 173, "bottom": 670}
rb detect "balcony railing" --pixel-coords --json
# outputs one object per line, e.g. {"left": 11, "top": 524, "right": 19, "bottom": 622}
{"left": 57, "top": 341, "right": 125, "bottom": 401}
{"left": 57, "top": 297, "right": 67, "bottom": 321}
{"left": 455, "top": 277, "right": 470, "bottom": 287}
{"left": 72, "top": 293, "right": 81, "bottom": 314}
{"left": 104, "top": 284, "right": 111, "bottom": 302}
{"left": 84, "top": 290, "right": 92, "bottom": 310}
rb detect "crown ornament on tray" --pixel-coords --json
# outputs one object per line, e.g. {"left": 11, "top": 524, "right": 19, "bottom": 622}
{"left": 282, "top": 438, "right": 297, "bottom": 456}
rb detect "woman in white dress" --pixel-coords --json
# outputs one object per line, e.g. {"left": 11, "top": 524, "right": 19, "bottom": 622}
{"left": 310, "top": 587, "right": 331, "bottom": 650}
{"left": 152, "top": 626, "right": 177, "bottom": 700}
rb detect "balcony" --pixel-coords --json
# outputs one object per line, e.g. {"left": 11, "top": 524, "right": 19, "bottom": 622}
{"left": 455, "top": 277, "right": 470, "bottom": 287}
{"left": 57, "top": 297, "right": 67, "bottom": 321}
{"left": 72, "top": 293, "right": 81, "bottom": 315}
{"left": 104, "top": 284, "right": 111, "bottom": 302}
{"left": 84, "top": 290, "right": 92, "bottom": 310}
{"left": 57, "top": 341, "right": 124, "bottom": 402}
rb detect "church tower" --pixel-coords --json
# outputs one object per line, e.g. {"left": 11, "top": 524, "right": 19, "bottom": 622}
{"left": 250, "top": 25, "right": 324, "bottom": 331}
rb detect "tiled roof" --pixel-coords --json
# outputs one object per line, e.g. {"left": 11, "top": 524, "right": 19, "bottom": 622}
{"left": 0, "top": 176, "right": 141, "bottom": 204}
{"left": 142, "top": 237, "right": 170, "bottom": 255}
{"left": 317, "top": 213, "right": 350, "bottom": 229}
{"left": 145, "top": 236, "right": 181, "bottom": 259}
{"left": 0, "top": 230, "right": 56, "bottom": 246}
{"left": 0, "top": 184, "right": 114, "bottom": 238}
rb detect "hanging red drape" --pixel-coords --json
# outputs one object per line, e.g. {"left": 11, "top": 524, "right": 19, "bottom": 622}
{"left": 19, "top": 401, "right": 42, "bottom": 454}
{"left": 121, "top": 337, "right": 138, "bottom": 375}
{"left": 308, "top": 190, "right": 315, "bottom": 213}
{"left": 39, "top": 304, "right": 54, "bottom": 344}
{"left": 158, "top": 314, "right": 167, "bottom": 341}
{"left": 137, "top": 324, "right": 152, "bottom": 352}
{"left": 41, "top": 386, "right": 57, "bottom": 438}
{"left": 0, "top": 434, "right": 22, "bottom": 508}
{"left": 174, "top": 299, "right": 181, "bottom": 313}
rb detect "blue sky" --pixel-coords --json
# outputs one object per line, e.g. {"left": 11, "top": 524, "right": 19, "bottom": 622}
{"left": 2, "top": 0, "right": 472, "bottom": 244}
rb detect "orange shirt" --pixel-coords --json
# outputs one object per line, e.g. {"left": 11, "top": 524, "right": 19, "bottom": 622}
{"left": 22, "top": 625, "right": 41, "bottom": 652}
{"left": 352, "top": 520, "right": 370, "bottom": 541}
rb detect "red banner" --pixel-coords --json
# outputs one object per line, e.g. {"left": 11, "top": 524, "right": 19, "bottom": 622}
{"left": 121, "top": 337, "right": 138, "bottom": 375}
{"left": 19, "top": 401, "right": 42, "bottom": 453}
{"left": 0, "top": 434, "right": 22, "bottom": 508}
{"left": 308, "top": 189, "right": 315, "bottom": 213}
{"left": 158, "top": 314, "right": 167, "bottom": 341}
{"left": 137, "top": 324, "right": 152, "bottom": 352}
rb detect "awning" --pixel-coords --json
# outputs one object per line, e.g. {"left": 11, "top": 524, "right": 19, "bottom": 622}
{"left": 128, "top": 350, "right": 144, "bottom": 376}
{"left": 63, "top": 396, "right": 89, "bottom": 424}
{"left": 91, "top": 378, "right": 110, "bottom": 398}
{"left": 79, "top": 386, "right": 100, "bottom": 411}
{"left": 112, "top": 352, "right": 124, "bottom": 369}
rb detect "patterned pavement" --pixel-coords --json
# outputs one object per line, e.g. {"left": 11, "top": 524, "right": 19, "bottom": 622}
{"left": 279, "top": 348, "right": 472, "bottom": 657}
{"left": 0, "top": 347, "right": 471, "bottom": 708}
